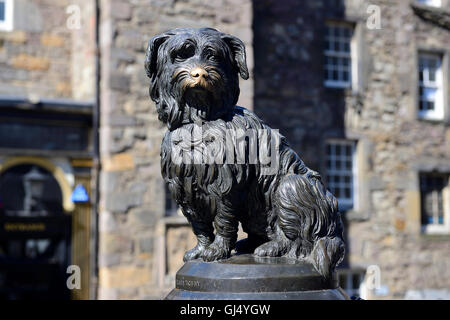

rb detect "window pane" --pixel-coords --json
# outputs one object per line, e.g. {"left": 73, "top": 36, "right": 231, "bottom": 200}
{"left": 352, "top": 274, "right": 360, "bottom": 290}
{"left": 344, "top": 42, "right": 350, "bottom": 52}
{"left": 0, "top": 2, "right": 5, "bottom": 22}
{"left": 419, "top": 86, "right": 424, "bottom": 97}
{"left": 420, "top": 174, "right": 447, "bottom": 227}
{"left": 342, "top": 71, "right": 349, "bottom": 82}
{"left": 419, "top": 100, "right": 424, "bottom": 111}
{"left": 330, "top": 26, "right": 337, "bottom": 37}
{"left": 343, "top": 27, "right": 351, "bottom": 38}
{"left": 427, "top": 58, "right": 436, "bottom": 69}
{"left": 437, "top": 192, "right": 444, "bottom": 224}
{"left": 334, "top": 188, "right": 340, "bottom": 197}
{"left": 419, "top": 58, "right": 425, "bottom": 69}
{"left": 345, "top": 145, "right": 352, "bottom": 155}
{"left": 423, "top": 87, "right": 436, "bottom": 101}
{"left": 326, "top": 141, "right": 355, "bottom": 206}
{"left": 418, "top": 0, "right": 441, "bottom": 7}
{"left": 326, "top": 56, "right": 332, "bottom": 65}
{"left": 327, "top": 144, "right": 332, "bottom": 155}
{"left": 335, "top": 145, "right": 341, "bottom": 155}
{"left": 324, "top": 24, "right": 353, "bottom": 85}
{"left": 333, "top": 70, "right": 338, "bottom": 80}
{"left": 332, "top": 56, "right": 338, "bottom": 65}
{"left": 344, "top": 188, "right": 351, "bottom": 198}
{"left": 418, "top": 53, "right": 443, "bottom": 118}
{"left": 329, "top": 40, "right": 335, "bottom": 51}
{"left": 428, "top": 69, "right": 436, "bottom": 82}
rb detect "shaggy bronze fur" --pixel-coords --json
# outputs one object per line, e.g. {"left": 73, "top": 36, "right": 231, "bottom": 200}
{"left": 145, "top": 28, "right": 345, "bottom": 280}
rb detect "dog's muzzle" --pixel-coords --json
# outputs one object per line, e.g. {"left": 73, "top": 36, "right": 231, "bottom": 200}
{"left": 189, "top": 67, "right": 210, "bottom": 88}
{"left": 172, "top": 65, "right": 221, "bottom": 94}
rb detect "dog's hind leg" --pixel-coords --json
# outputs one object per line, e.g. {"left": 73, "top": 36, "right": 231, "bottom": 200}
{"left": 254, "top": 223, "right": 291, "bottom": 257}
{"left": 254, "top": 174, "right": 315, "bottom": 259}
{"left": 265, "top": 174, "right": 345, "bottom": 279}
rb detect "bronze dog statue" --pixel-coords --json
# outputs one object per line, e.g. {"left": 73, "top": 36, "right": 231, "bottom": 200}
{"left": 145, "top": 28, "right": 344, "bottom": 280}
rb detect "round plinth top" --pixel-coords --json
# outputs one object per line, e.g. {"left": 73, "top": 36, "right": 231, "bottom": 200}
{"left": 174, "top": 254, "right": 339, "bottom": 293}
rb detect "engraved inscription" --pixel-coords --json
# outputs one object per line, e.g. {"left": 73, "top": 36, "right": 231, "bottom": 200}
{"left": 176, "top": 277, "right": 201, "bottom": 289}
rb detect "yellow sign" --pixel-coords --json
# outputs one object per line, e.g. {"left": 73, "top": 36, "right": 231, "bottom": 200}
{"left": 4, "top": 222, "right": 46, "bottom": 231}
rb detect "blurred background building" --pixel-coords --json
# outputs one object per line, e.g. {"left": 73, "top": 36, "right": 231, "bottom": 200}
{"left": 0, "top": 0, "right": 448, "bottom": 300}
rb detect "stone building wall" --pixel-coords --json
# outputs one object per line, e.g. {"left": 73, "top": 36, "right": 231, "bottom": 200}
{"left": 2, "top": 0, "right": 447, "bottom": 300}
{"left": 97, "top": 0, "right": 253, "bottom": 299}
{"left": 0, "top": 1, "right": 97, "bottom": 300}
{"left": 345, "top": 0, "right": 450, "bottom": 299}
{"left": 70, "top": 0, "right": 97, "bottom": 101}
{"left": 253, "top": 0, "right": 450, "bottom": 299}
{"left": 0, "top": 0, "right": 96, "bottom": 100}
{"left": 0, "top": 0, "right": 72, "bottom": 98}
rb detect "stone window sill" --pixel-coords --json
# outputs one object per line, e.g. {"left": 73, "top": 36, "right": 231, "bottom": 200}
{"left": 342, "top": 209, "right": 370, "bottom": 221}
{"left": 420, "top": 233, "right": 450, "bottom": 241}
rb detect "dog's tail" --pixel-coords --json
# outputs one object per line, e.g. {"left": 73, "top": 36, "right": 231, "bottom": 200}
{"left": 310, "top": 236, "right": 345, "bottom": 280}
{"left": 276, "top": 173, "right": 345, "bottom": 280}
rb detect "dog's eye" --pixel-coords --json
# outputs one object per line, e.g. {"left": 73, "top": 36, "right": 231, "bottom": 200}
{"left": 204, "top": 48, "right": 218, "bottom": 62}
{"left": 175, "top": 44, "right": 195, "bottom": 61}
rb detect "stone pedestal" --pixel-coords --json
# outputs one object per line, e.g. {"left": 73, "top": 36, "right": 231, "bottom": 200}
{"left": 165, "top": 254, "right": 349, "bottom": 300}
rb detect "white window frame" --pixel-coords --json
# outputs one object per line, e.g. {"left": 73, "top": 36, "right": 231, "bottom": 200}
{"left": 325, "top": 140, "right": 358, "bottom": 211}
{"left": 420, "top": 174, "right": 450, "bottom": 235}
{"left": 0, "top": 0, "right": 13, "bottom": 32}
{"left": 418, "top": 52, "right": 444, "bottom": 120}
{"left": 324, "top": 22, "right": 356, "bottom": 89}
{"left": 417, "top": 0, "right": 442, "bottom": 7}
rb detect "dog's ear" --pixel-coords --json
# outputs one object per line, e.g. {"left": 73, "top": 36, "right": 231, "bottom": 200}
{"left": 221, "top": 34, "right": 249, "bottom": 80}
{"left": 145, "top": 33, "right": 170, "bottom": 81}
{"left": 145, "top": 33, "right": 171, "bottom": 102}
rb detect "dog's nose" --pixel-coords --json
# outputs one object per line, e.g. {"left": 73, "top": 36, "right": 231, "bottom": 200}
{"left": 190, "top": 67, "right": 208, "bottom": 79}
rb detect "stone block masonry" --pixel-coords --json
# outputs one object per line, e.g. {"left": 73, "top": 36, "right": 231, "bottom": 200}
{"left": 97, "top": 0, "right": 253, "bottom": 299}
{"left": 253, "top": 0, "right": 450, "bottom": 299}
{"left": 0, "top": 0, "right": 74, "bottom": 98}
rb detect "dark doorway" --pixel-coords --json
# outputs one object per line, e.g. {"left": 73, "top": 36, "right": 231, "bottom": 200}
{"left": 0, "top": 164, "right": 72, "bottom": 300}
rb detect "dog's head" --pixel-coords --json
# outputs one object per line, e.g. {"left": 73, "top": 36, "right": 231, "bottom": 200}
{"left": 145, "top": 28, "right": 249, "bottom": 130}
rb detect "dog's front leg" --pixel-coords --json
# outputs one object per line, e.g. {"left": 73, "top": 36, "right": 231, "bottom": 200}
{"left": 201, "top": 201, "right": 238, "bottom": 262}
{"left": 184, "top": 220, "right": 215, "bottom": 262}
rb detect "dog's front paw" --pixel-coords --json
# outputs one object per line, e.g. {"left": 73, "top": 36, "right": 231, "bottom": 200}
{"left": 201, "top": 244, "right": 230, "bottom": 262}
{"left": 200, "top": 236, "right": 231, "bottom": 262}
{"left": 254, "top": 240, "right": 288, "bottom": 257}
{"left": 183, "top": 244, "right": 205, "bottom": 262}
